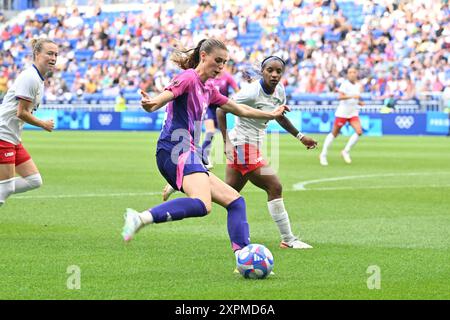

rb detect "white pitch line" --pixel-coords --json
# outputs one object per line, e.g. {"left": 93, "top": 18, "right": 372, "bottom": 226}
{"left": 293, "top": 184, "right": 450, "bottom": 191}
{"left": 10, "top": 172, "right": 450, "bottom": 200}
{"left": 13, "top": 191, "right": 161, "bottom": 200}
{"left": 293, "top": 172, "right": 450, "bottom": 191}
{"left": 13, "top": 190, "right": 262, "bottom": 200}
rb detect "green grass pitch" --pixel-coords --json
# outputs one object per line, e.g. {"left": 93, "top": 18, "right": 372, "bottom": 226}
{"left": 0, "top": 131, "right": 449, "bottom": 299}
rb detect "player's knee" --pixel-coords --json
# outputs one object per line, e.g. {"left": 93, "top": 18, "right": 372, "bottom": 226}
{"left": 267, "top": 183, "right": 282, "bottom": 198}
{"left": 26, "top": 173, "right": 43, "bottom": 190}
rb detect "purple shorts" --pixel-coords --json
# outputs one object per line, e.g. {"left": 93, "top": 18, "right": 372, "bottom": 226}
{"left": 156, "top": 149, "right": 209, "bottom": 192}
{"left": 204, "top": 105, "right": 219, "bottom": 127}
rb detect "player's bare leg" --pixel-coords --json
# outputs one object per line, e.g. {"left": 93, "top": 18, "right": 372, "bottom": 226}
{"left": 224, "top": 165, "right": 249, "bottom": 193}
{"left": 162, "top": 183, "right": 176, "bottom": 201}
{"left": 122, "top": 172, "right": 212, "bottom": 242}
{"left": 0, "top": 164, "right": 15, "bottom": 207}
{"left": 342, "top": 119, "right": 362, "bottom": 164}
{"left": 320, "top": 125, "right": 341, "bottom": 166}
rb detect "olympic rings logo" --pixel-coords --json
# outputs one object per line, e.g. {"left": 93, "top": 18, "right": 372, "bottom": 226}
{"left": 98, "top": 114, "right": 113, "bottom": 126}
{"left": 395, "top": 116, "right": 415, "bottom": 129}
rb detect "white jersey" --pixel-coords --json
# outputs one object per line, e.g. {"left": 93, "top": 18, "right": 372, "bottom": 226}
{"left": 0, "top": 65, "right": 45, "bottom": 144}
{"left": 335, "top": 79, "right": 361, "bottom": 118}
{"left": 228, "top": 80, "right": 286, "bottom": 147}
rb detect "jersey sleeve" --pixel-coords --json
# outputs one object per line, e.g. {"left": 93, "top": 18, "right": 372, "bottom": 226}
{"left": 210, "top": 85, "right": 229, "bottom": 106}
{"left": 15, "top": 73, "right": 37, "bottom": 102}
{"left": 234, "top": 82, "right": 258, "bottom": 105}
{"left": 164, "top": 70, "right": 193, "bottom": 98}
{"left": 227, "top": 73, "right": 239, "bottom": 91}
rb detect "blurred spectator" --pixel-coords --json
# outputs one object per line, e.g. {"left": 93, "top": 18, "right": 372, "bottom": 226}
{"left": 114, "top": 90, "right": 127, "bottom": 112}
{"left": 0, "top": 0, "right": 447, "bottom": 104}
{"left": 0, "top": 68, "right": 8, "bottom": 99}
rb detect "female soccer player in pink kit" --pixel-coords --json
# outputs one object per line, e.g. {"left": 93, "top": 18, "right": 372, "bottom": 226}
{"left": 201, "top": 69, "right": 239, "bottom": 169}
{"left": 161, "top": 69, "right": 238, "bottom": 199}
{"left": 121, "top": 39, "right": 288, "bottom": 258}
{"left": 0, "top": 39, "right": 57, "bottom": 207}
{"left": 320, "top": 66, "right": 364, "bottom": 166}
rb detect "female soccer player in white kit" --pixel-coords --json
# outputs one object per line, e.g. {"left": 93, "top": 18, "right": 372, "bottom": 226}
{"left": 0, "top": 39, "right": 58, "bottom": 207}
{"left": 217, "top": 56, "right": 318, "bottom": 249}
{"left": 319, "top": 66, "right": 364, "bottom": 166}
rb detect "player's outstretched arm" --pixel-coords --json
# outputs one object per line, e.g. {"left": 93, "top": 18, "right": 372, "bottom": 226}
{"left": 141, "top": 90, "right": 175, "bottom": 112}
{"left": 17, "top": 99, "right": 54, "bottom": 132}
{"left": 220, "top": 99, "right": 289, "bottom": 120}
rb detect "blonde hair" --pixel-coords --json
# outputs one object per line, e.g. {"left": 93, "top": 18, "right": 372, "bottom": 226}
{"left": 170, "top": 38, "right": 227, "bottom": 70}
{"left": 30, "top": 38, "right": 57, "bottom": 60}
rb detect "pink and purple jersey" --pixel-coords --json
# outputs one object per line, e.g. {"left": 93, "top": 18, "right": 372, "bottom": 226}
{"left": 208, "top": 71, "right": 239, "bottom": 97}
{"left": 157, "top": 69, "right": 229, "bottom": 153}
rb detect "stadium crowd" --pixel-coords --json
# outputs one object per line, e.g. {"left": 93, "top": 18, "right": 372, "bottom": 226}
{"left": 0, "top": 0, "right": 449, "bottom": 105}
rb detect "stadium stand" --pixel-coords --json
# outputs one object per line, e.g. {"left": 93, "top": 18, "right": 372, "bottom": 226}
{"left": 0, "top": 0, "right": 448, "bottom": 111}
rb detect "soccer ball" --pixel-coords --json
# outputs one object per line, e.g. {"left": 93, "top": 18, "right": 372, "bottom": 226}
{"left": 236, "top": 244, "right": 274, "bottom": 279}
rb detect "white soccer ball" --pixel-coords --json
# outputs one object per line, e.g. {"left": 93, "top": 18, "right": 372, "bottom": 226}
{"left": 236, "top": 244, "right": 274, "bottom": 279}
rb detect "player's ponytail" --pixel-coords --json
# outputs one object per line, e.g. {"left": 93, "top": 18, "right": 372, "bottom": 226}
{"left": 30, "top": 38, "right": 57, "bottom": 60}
{"left": 170, "top": 38, "right": 227, "bottom": 70}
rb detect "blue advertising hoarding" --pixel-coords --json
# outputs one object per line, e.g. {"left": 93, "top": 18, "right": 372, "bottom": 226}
{"left": 90, "top": 112, "right": 121, "bottom": 130}
{"left": 22, "top": 110, "right": 449, "bottom": 136}
{"left": 301, "top": 111, "right": 383, "bottom": 136}
{"left": 57, "top": 110, "right": 90, "bottom": 130}
{"left": 120, "top": 111, "right": 165, "bottom": 130}
{"left": 24, "top": 110, "right": 58, "bottom": 130}
{"left": 426, "top": 112, "right": 450, "bottom": 135}
{"left": 381, "top": 114, "right": 427, "bottom": 135}
{"left": 24, "top": 110, "right": 90, "bottom": 130}
{"left": 301, "top": 111, "right": 334, "bottom": 134}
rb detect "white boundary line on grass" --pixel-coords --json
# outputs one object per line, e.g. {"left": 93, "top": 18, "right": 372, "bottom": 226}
{"left": 292, "top": 184, "right": 450, "bottom": 191}
{"left": 11, "top": 172, "right": 450, "bottom": 200}
{"left": 293, "top": 172, "right": 450, "bottom": 191}
{"left": 13, "top": 191, "right": 162, "bottom": 200}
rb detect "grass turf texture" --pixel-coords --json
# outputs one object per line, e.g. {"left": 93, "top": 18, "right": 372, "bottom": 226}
{"left": 0, "top": 131, "right": 449, "bottom": 299}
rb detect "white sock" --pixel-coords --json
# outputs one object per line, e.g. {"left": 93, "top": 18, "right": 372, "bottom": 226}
{"left": 344, "top": 133, "right": 359, "bottom": 153}
{"left": 321, "top": 133, "right": 335, "bottom": 157}
{"left": 267, "top": 198, "right": 296, "bottom": 243}
{"left": 0, "top": 178, "right": 15, "bottom": 206}
{"left": 14, "top": 173, "right": 42, "bottom": 194}
{"left": 139, "top": 210, "right": 154, "bottom": 225}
